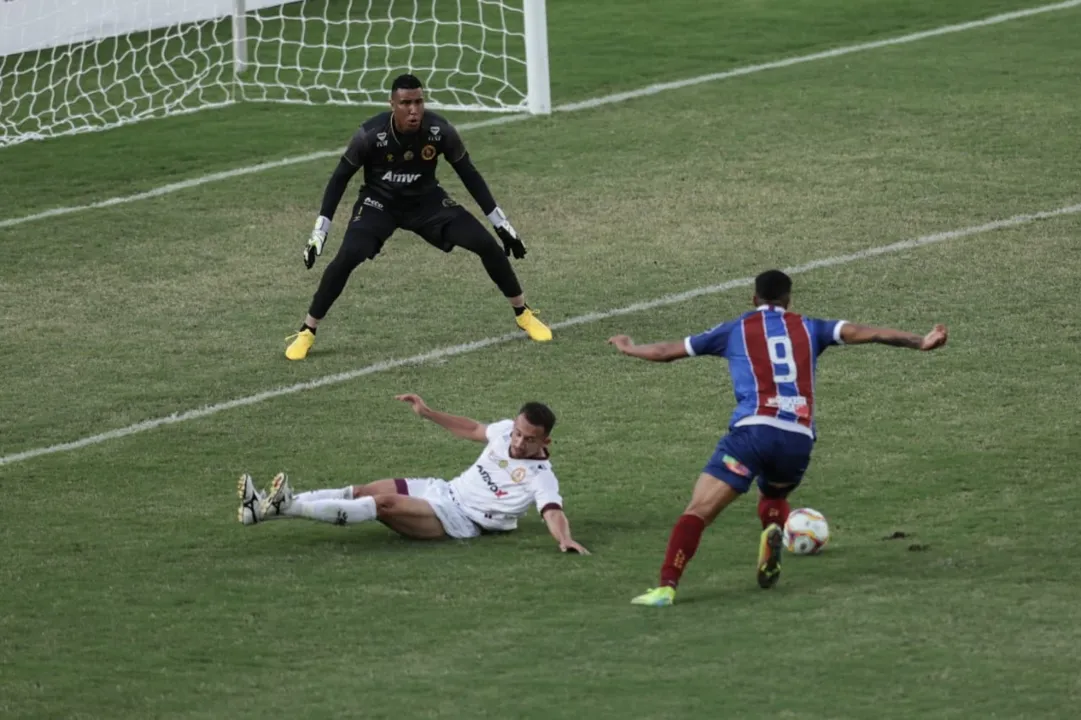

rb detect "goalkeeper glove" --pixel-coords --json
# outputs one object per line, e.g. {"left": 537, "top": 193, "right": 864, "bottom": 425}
{"left": 487, "top": 207, "right": 527, "bottom": 259}
{"left": 304, "top": 216, "right": 331, "bottom": 269}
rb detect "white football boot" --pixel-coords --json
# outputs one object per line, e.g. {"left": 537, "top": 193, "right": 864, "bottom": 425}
{"left": 237, "top": 473, "right": 265, "bottom": 525}
{"left": 258, "top": 472, "right": 294, "bottom": 520}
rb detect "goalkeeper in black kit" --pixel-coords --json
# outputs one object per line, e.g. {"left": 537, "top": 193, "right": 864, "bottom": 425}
{"left": 285, "top": 73, "right": 552, "bottom": 360}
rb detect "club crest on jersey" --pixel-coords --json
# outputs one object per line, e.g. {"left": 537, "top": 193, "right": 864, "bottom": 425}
{"left": 511, "top": 468, "right": 527, "bottom": 483}
{"left": 421, "top": 144, "right": 436, "bottom": 160}
{"left": 722, "top": 455, "right": 752, "bottom": 478}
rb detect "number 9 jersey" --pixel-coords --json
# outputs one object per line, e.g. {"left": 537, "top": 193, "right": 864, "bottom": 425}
{"left": 683, "top": 305, "right": 847, "bottom": 440}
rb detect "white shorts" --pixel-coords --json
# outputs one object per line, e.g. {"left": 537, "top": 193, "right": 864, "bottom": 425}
{"left": 396, "top": 477, "right": 480, "bottom": 540}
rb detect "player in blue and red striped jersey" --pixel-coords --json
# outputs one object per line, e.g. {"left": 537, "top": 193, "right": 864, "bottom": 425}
{"left": 608, "top": 269, "right": 948, "bottom": 607}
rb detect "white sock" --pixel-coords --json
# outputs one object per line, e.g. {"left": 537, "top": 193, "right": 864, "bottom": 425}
{"left": 289, "top": 497, "right": 377, "bottom": 525}
{"left": 293, "top": 486, "right": 353, "bottom": 503}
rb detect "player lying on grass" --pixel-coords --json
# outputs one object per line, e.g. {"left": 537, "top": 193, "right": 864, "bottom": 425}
{"left": 608, "top": 269, "right": 948, "bottom": 606}
{"left": 237, "top": 395, "right": 589, "bottom": 553}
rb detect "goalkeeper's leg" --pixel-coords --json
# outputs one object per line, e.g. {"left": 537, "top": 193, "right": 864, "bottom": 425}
{"left": 287, "top": 203, "right": 397, "bottom": 360}
{"left": 413, "top": 202, "right": 552, "bottom": 342}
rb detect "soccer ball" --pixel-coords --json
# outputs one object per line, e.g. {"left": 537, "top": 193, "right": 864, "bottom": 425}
{"left": 783, "top": 508, "right": 830, "bottom": 555}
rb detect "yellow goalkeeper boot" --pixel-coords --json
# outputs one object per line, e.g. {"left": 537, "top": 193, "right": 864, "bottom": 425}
{"left": 515, "top": 307, "right": 552, "bottom": 342}
{"left": 285, "top": 328, "right": 316, "bottom": 360}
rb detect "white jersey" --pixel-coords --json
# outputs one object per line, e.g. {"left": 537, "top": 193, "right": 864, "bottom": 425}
{"left": 448, "top": 419, "right": 563, "bottom": 531}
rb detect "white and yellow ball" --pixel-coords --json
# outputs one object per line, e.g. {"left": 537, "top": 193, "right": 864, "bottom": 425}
{"left": 782, "top": 508, "right": 830, "bottom": 555}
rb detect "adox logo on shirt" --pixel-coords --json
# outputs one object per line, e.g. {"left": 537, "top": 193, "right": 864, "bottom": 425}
{"left": 477, "top": 465, "right": 508, "bottom": 498}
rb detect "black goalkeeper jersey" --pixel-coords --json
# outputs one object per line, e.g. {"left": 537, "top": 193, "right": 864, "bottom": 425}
{"left": 341, "top": 111, "right": 467, "bottom": 203}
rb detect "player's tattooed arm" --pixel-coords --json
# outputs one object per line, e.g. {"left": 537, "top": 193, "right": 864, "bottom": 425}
{"left": 606, "top": 335, "right": 690, "bottom": 362}
{"left": 395, "top": 394, "right": 488, "bottom": 442}
{"left": 840, "top": 323, "right": 948, "bottom": 351}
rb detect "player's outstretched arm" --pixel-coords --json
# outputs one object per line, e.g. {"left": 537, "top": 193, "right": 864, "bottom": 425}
{"left": 318, "top": 159, "right": 360, "bottom": 221}
{"left": 541, "top": 507, "right": 590, "bottom": 555}
{"left": 448, "top": 140, "right": 527, "bottom": 259}
{"left": 607, "top": 335, "right": 690, "bottom": 363}
{"left": 304, "top": 131, "right": 366, "bottom": 269}
{"left": 395, "top": 394, "right": 488, "bottom": 442}
{"left": 303, "top": 167, "right": 361, "bottom": 270}
{"left": 840, "top": 323, "right": 948, "bottom": 351}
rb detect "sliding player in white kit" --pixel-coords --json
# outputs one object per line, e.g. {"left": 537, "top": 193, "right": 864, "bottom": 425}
{"left": 237, "top": 394, "right": 590, "bottom": 554}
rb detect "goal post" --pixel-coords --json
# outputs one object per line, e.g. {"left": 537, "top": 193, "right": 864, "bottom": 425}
{"left": 0, "top": 0, "right": 552, "bottom": 149}
{"left": 233, "top": 0, "right": 250, "bottom": 74}
{"left": 523, "top": 0, "right": 551, "bottom": 115}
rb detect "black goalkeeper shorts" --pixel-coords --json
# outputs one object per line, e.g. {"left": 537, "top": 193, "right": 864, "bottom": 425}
{"left": 343, "top": 188, "right": 481, "bottom": 258}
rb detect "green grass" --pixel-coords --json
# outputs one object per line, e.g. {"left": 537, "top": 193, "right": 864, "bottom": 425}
{"left": 2, "top": 1, "right": 1081, "bottom": 718}
{"left": 0, "top": 0, "right": 1055, "bottom": 215}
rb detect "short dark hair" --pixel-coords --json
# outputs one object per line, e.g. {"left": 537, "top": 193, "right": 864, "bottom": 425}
{"left": 518, "top": 402, "right": 556, "bottom": 436}
{"left": 391, "top": 73, "right": 423, "bottom": 93}
{"left": 754, "top": 269, "right": 793, "bottom": 304}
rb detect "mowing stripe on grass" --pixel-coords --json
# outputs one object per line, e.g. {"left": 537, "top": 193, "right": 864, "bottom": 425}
{"left": 2, "top": 201, "right": 1078, "bottom": 467}
{"left": 1, "top": 0, "right": 1078, "bottom": 231}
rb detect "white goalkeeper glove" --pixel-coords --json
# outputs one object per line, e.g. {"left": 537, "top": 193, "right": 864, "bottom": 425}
{"left": 487, "top": 207, "right": 527, "bottom": 259}
{"left": 304, "top": 216, "right": 331, "bottom": 269}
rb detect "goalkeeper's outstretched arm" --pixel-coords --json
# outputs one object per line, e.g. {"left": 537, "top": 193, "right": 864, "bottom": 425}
{"left": 449, "top": 153, "right": 498, "bottom": 216}
{"left": 318, "top": 159, "right": 360, "bottom": 221}
{"left": 303, "top": 131, "right": 366, "bottom": 268}
{"left": 444, "top": 126, "right": 528, "bottom": 259}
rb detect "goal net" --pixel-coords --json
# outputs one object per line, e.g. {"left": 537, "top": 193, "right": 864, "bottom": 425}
{"left": 0, "top": 0, "right": 550, "bottom": 149}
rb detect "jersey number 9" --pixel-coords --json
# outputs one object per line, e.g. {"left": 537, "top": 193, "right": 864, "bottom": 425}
{"left": 767, "top": 336, "right": 797, "bottom": 383}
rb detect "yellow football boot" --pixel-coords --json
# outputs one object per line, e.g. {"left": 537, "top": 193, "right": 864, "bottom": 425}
{"left": 285, "top": 328, "right": 316, "bottom": 360}
{"left": 516, "top": 308, "right": 552, "bottom": 342}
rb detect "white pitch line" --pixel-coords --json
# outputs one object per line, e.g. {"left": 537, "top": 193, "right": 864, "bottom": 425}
{"left": 2, "top": 201, "right": 1078, "bottom": 467}
{"left": 1, "top": 0, "right": 1078, "bottom": 231}
{"left": 0, "top": 114, "right": 531, "bottom": 230}
{"left": 553, "top": 0, "right": 1081, "bottom": 112}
